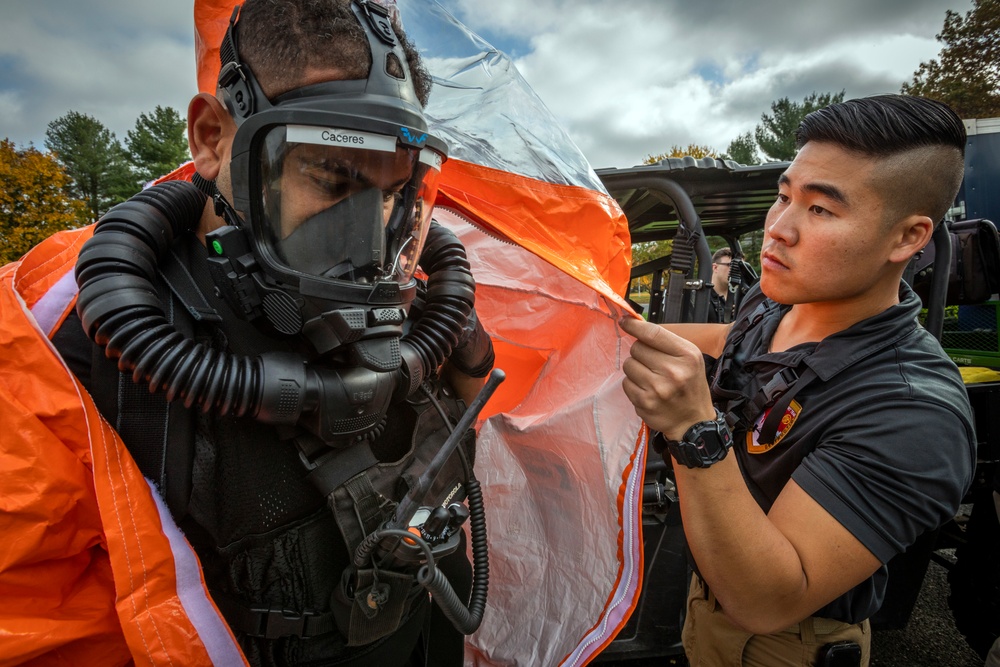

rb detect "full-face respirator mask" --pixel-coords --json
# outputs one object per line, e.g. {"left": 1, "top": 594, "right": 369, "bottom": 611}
{"left": 206, "top": 0, "right": 447, "bottom": 369}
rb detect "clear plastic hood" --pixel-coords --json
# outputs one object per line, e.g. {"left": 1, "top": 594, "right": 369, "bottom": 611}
{"left": 396, "top": 0, "right": 608, "bottom": 193}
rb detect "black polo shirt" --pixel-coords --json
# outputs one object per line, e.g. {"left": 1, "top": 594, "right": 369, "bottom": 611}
{"left": 710, "top": 284, "right": 976, "bottom": 624}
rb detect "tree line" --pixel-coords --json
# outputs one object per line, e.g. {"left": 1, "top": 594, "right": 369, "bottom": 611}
{"left": 1, "top": 106, "right": 189, "bottom": 264}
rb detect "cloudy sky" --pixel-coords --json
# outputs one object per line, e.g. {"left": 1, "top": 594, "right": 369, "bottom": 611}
{"left": 0, "top": 0, "right": 972, "bottom": 171}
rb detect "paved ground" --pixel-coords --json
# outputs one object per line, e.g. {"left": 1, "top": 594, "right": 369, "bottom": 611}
{"left": 870, "top": 554, "right": 982, "bottom": 667}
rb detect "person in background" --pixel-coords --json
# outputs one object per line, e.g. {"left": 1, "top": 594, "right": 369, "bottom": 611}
{"left": 708, "top": 246, "right": 733, "bottom": 323}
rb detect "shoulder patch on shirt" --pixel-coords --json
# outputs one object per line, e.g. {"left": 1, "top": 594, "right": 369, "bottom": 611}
{"left": 746, "top": 399, "right": 802, "bottom": 454}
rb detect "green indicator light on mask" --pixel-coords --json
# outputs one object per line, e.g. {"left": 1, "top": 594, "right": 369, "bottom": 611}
{"left": 212, "top": 240, "right": 224, "bottom": 256}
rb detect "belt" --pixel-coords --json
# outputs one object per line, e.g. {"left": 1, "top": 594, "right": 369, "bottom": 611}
{"left": 788, "top": 615, "right": 857, "bottom": 636}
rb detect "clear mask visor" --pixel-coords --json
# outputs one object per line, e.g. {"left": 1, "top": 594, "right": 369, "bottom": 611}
{"left": 257, "top": 124, "right": 443, "bottom": 284}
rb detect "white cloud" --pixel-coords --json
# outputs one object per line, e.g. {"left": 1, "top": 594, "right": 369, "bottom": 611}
{"left": 0, "top": 92, "right": 26, "bottom": 143}
{"left": 0, "top": 1, "right": 194, "bottom": 148}
{"left": 457, "top": 0, "right": 974, "bottom": 167}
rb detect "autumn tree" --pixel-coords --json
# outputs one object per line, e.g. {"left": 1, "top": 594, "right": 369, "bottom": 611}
{"left": 644, "top": 143, "right": 720, "bottom": 164}
{"left": 754, "top": 91, "right": 846, "bottom": 161}
{"left": 0, "top": 139, "right": 89, "bottom": 264}
{"left": 902, "top": 0, "right": 1000, "bottom": 118}
{"left": 45, "top": 111, "right": 135, "bottom": 221}
{"left": 629, "top": 239, "right": 675, "bottom": 295}
{"left": 125, "top": 105, "right": 190, "bottom": 187}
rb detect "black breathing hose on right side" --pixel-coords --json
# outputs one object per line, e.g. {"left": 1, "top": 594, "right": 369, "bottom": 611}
{"left": 397, "top": 222, "right": 477, "bottom": 393}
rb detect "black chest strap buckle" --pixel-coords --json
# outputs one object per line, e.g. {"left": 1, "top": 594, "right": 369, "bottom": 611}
{"left": 755, "top": 367, "right": 818, "bottom": 446}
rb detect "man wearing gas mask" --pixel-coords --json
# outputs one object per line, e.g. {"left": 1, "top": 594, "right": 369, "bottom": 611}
{"left": 0, "top": 1, "right": 495, "bottom": 665}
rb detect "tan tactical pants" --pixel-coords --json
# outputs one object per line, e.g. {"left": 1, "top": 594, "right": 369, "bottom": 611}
{"left": 681, "top": 574, "right": 870, "bottom": 666}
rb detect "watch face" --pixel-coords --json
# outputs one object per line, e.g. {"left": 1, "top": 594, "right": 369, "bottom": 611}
{"left": 668, "top": 410, "right": 733, "bottom": 468}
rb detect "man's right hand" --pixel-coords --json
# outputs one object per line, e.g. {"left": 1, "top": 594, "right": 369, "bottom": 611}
{"left": 619, "top": 317, "right": 718, "bottom": 441}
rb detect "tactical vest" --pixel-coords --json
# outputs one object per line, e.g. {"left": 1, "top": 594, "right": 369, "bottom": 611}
{"left": 86, "top": 233, "right": 474, "bottom": 666}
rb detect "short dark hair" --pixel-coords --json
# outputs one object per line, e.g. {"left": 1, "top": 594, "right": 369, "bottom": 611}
{"left": 796, "top": 94, "right": 966, "bottom": 157}
{"left": 235, "top": 0, "right": 432, "bottom": 106}
{"left": 712, "top": 247, "right": 732, "bottom": 263}
{"left": 796, "top": 94, "right": 966, "bottom": 225}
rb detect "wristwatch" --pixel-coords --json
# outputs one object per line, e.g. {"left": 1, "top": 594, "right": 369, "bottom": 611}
{"left": 661, "top": 408, "right": 733, "bottom": 469}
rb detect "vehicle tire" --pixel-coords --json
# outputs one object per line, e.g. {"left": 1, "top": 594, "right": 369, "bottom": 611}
{"left": 948, "top": 495, "right": 1000, "bottom": 659}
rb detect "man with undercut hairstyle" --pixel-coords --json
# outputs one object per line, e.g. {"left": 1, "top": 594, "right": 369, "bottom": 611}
{"left": 621, "top": 94, "right": 975, "bottom": 666}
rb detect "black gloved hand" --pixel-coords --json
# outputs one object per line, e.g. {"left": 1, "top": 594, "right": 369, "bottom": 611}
{"left": 449, "top": 307, "right": 495, "bottom": 378}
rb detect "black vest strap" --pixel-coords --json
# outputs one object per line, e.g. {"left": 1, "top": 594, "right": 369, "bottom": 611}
{"left": 710, "top": 298, "right": 771, "bottom": 426}
{"left": 160, "top": 247, "right": 224, "bottom": 324}
{"left": 305, "top": 443, "right": 380, "bottom": 501}
{"left": 736, "top": 366, "right": 797, "bottom": 430}
{"left": 756, "top": 367, "right": 818, "bottom": 446}
{"left": 215, "top": 589, "right": 429, "bottom": 663}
